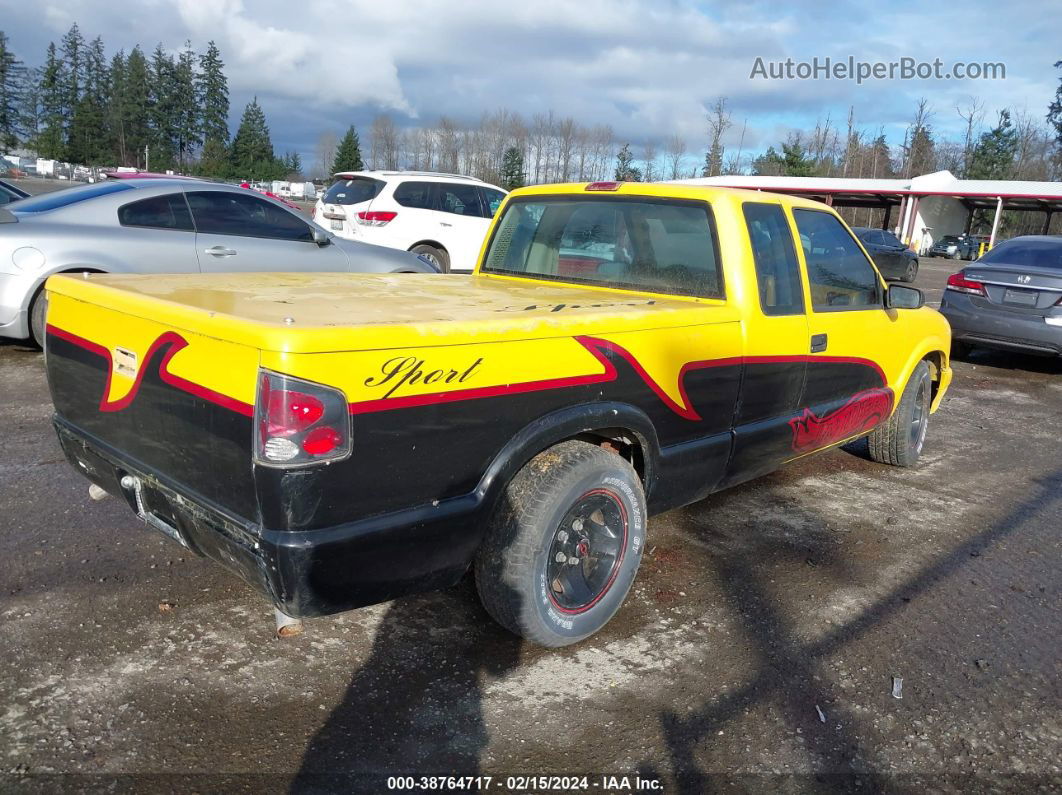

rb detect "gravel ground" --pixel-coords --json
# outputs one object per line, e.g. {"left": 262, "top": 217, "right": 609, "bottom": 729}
{"left": 0, "top": 260, "right": 1059, "bottom": 794}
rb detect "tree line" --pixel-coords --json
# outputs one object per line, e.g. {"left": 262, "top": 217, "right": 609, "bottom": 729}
{"left": 0, "top": 25, "right": 304, "bottom": 180}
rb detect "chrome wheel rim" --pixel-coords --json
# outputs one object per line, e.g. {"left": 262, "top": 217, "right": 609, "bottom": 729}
{"left": 910, "top": 377, "right": 929, "bottom": 454}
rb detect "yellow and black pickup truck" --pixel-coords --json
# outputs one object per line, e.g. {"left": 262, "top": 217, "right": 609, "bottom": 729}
{"left": 45, "top": 182, "right": 952, "bottom": 647}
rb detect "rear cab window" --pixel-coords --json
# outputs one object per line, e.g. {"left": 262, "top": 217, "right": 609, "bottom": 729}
{"left": 482, "top": 196, "right": 723, "bottom": 299}
{"left": 793, "top": 209, "right": 882, "bottom": 311}
{"left": 323, "top": 177, "right": 384, "bottom": 205}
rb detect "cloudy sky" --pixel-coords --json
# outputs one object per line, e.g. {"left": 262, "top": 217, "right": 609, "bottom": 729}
{"left": 2, "top": 0, "right": 1059, "bottom": 167}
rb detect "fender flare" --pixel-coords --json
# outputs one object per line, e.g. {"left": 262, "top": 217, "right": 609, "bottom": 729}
{"left": 473, "top": 401, "right": 660, "bottom": 518}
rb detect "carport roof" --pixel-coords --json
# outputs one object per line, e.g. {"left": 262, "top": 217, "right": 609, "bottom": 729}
{"left": 670, "top": 171, "right": 1062, "bottom": 211}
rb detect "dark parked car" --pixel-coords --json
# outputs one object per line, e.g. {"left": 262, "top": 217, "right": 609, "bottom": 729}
{"left": 939, "top": 235, "right": 1062, "bottom": 357}
{"left": 929, "top": 233, "right": 989, "bottom": 261}
{"left": 852, "top": 227, "right": 919, "bottom": 282}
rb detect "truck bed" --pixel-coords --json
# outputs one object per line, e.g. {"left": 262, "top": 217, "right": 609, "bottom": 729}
{"left": 46, "top": 272, "right": 733, "bottom": 354}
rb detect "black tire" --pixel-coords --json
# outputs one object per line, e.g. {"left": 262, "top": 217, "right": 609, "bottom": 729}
{"left": 474, "top": 440, "right": 647, "bottom": 647}
{"left": 902, "top": 258, "right": 919, "bottom": 283}
{"left": 29, "top": 288, "right": 48, "bottom": 349}
{"left": 867, "top": 360, "right": 931, "bottom": 468}
{"left": 410, "top": 244, "right": 450, "bottom": 273}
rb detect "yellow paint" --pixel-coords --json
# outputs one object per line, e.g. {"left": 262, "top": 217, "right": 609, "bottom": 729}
{"left": 46, "top": 181, "right": 951, "bottom": 418}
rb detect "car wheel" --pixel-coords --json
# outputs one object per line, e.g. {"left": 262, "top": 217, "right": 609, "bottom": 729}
{"left": 29, "top": 288, "right": 48, "bottom": 349}
{"left": 474, "top": 440, "right": 647, "bottom": 647}
{"left": 902, "top": 259, "right": 919, "bottom": 283}
{"left": 867, "top": 360, "right": 931, "bottom": 468}
{"left": 410, "top": 244, "right": 450, "bottom": 273}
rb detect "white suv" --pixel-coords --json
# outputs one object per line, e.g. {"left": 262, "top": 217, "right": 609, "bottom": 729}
{"left": 312, "top": 171, "right": 507, "bottom": 272}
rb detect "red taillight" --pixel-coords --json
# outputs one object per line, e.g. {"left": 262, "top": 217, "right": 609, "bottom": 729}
{"left": 266, "top": 390, "right": 324, "bottom": 436}
{"left": 356, "top": 210, "right": 397, "bottom": 226}
{"left": 255, "top": 372, "right": 351, "bottom": 467}
{"left": 946, "top": 272, "right": 985, "bottom": 296}
{"left": 585, "top": 181, "right": 622, "bottom": 191}
{"left": 302, "top": 426, "right": 343, "bottom": 455}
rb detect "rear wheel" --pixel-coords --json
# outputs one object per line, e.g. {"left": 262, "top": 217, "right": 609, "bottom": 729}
{"left": 475, "top": 440, "right": 647, "bottom": 647}
{"left": 902, "top": 258, "right": 919, "bottom": 283}
{"left": 29, "top": 288, "right": 48, "bottom": 349}
{"left": 410, "top": 244, "right": 450, "bottom": 273}
{"left": 867, "top": 360, "right": 931, "bottom": 468}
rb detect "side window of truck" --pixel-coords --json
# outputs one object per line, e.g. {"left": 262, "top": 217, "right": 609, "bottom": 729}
{"left": 743, "top": 202, "right": 804, "bottom": 316}
{"left": 792, "top": 209, "right": 882, "bottom": 311}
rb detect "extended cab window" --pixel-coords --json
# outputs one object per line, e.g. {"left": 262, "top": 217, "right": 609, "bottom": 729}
{"left": 743, "top": 202, "right": 803, "bottom": 315}
{"left": 483, "top": 197, "right": 723, "bottom": 298}
{"left": 118, "top": 193, "right": 194, "bottom": 231}
{"left": 793, "top": 209, "right": 881, "bottom": 311}
{"left": 186, "top": 191, "right": 314, "bottom": 242}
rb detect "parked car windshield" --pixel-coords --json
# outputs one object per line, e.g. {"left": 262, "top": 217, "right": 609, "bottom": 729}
{"left": 482, "top": 197, "right": 723, "bottom": 298}
{"left": 323, "top": 177, "right": 384, "bottom": 205}
{"left": 978, "top": 238, "right": 1062, "bottom": 270}
{"left": 10, "top": 181, "right": 134, "bottom": 212}
{"left": 940, "top": 235, "right": 961, "bottom": 244}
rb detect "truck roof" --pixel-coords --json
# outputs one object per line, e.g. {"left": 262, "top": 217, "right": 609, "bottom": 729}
{"left": 505, "top": 181, "right": 832, "bottom": 210}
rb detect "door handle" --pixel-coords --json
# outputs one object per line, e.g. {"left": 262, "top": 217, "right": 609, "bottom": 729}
{"left": 439, "top": 221, "right": 453, "bottom": 227}
{"left": 810, "top": 333, "right": 828, "bottom": 353}
{"left": 204, "top": 246, "right": 237, "bottom": 257}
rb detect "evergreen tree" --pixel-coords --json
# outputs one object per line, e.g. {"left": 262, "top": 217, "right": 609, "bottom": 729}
{"left": 282, "top": 150, "right": 302, "bottom": 177}
{"left": 331, "top": 125, "right": 364, "bottom": 173}
{"left": 196, "top": 41, "right": 229, "bottom": 146}
{"left": 36, "top": 43, "right": 65, "bottom": 159}
{"left": 968, "top": 109, "right": 1018, "bottom": 180}
{"left": 1049, "top": 60, "right": 1062, "bottom": 151}
{"left": 196, "top": 137, "right": 229, "bottom": 178}
{"left": 229, "top": 97, "right": 279, "bottom": 180}
{"left": 67, "top": 36, "right": 108, "bottom": 164}
{"left": 500, "top": 145, "right": 524, "bottom": 189}
{"left": 59, "top": 23, "right": 84, "bottom": 155}
{"left": 613, "top": 143, "right": 641, "bottom": 181}
{"left": 18, "top": 65, "right": 42, "bottom": 150}
{"left": 106, "top": 50, "right": 127, "bottom": 164}
{"left": 148, "top": 44, "right": 177, "bottom": 170}
{"left": 780, "top": 140, "right": 814, "bottom": 176}
{"left": 172, "top": 42, "right": 199, "bottom": 167}
{"left": 751, "top": 145, "right": 784, "bottom": 176}
{"left": 121, "top": 47, "right": 152, "bottom": 167}
{"left": 0, "top": 32, "right": 25, "bottom": 150}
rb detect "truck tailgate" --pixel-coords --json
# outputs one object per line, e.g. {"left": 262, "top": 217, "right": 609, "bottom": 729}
{"left": 45, "top": 279, "right": 261, "bottom": 522}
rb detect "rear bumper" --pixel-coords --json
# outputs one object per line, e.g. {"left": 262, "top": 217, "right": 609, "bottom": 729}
{"left": 55, "top": 418, "right": 480, "bottom": 618}
{"left": 939, "top": 292, "right": 1062, "bottom": 356}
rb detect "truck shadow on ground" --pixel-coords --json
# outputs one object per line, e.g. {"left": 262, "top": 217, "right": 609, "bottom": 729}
{"left": 646, "top": 467, "right": 1061, "bottom": 793}
{"left": 951, "top": 347, "right": 1062, "bottom": 375}
{"left": 291, "top": 578, "right": 523, "bottom": 793}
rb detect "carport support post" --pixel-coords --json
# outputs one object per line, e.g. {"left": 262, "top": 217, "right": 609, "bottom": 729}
{"left": 1042, "top": 210, "right": 1053, "bottom": 235}
{"left": 881, "top": 204, "right": 892, "bottom": 230}
{"left": 989, "top": 196, "right": 1003, "bottom": 249}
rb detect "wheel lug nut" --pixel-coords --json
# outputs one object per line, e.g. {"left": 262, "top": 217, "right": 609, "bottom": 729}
{"left": 568, "top": 556, "right": 579, "bottom": 565}
{"left": 572, "top": 518, "right": 583, "bottom": 532}
{"left": 555, "top": 552, "right": 567, "bottom": 563}
{"left": 556, "top": 530, "right": 568, "bottom": 543}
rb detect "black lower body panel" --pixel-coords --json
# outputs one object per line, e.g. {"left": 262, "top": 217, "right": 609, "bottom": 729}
{"left": 54, "top": 418, "right": 481, "bottom": 618}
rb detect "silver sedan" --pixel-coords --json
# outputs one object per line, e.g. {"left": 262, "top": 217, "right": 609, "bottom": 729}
{"left": 0, "top": 179, "right": 437, "bottom": 346}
